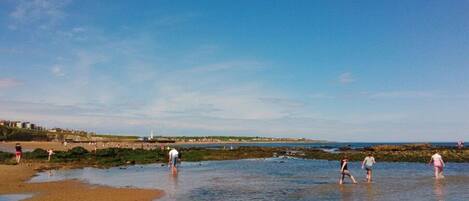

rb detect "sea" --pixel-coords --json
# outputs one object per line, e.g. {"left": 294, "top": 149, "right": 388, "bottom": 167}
{"left": 178, "top": 142, "right": 462, "bottom": 152}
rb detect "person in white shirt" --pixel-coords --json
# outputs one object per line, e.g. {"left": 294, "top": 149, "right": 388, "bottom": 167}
{"left": 362, "top": 153, "right": 376, "bottom": 183}
{"left": 47, "top": 149, "right": 54, "bottom": 162}
{"left": 429, "top": 153, "right": 445, "bottom": 179}
{"left": 168, "top": 148, "right": 179, "bottom": 175}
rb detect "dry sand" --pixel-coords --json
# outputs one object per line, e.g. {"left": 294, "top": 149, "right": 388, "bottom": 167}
{"left": 0, "top": 164, "right": 163, "bottom": 201}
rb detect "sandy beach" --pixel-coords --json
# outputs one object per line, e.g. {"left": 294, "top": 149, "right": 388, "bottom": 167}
{"left": 0, "top": 163, "right": 163, "bottom": 201}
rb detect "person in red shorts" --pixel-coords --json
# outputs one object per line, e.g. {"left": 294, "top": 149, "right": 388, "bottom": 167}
{"left": 15, "top": 143, "right": 22, "bottom": 164}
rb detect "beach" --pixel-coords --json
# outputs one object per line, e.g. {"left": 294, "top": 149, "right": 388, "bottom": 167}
{"left": 0, "top": 163, "right": 163, "bottom": 201}
{"left": 1, "top": 141, "right": 467, "bottom": 200}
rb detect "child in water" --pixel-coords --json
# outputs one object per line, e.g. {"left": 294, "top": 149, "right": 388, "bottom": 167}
{"left": 362, "top": 153, "right": 376, "bottom": 182}
{"left": 339, "top": 156, "right": 358, "bottom": 184}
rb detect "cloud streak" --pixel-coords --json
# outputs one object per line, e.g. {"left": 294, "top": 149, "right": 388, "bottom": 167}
{"left": 338, "top": 72, "right": 355, "bottom": 84}
{"left": 51, "top": 65, "right": 65, "bottom": 77}
{"left": 367, "top": 91, "right": 436, "bottom": 99}
{"left": 8, "top": 0, "right": 71, "bottom": 30}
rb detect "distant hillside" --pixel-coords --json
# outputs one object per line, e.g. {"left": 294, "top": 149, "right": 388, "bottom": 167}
{"left": 0, "top": 125, "right": 49, "bottom": 141}
{"left": 0, "top": 126, "right": 138, "bottom": 142}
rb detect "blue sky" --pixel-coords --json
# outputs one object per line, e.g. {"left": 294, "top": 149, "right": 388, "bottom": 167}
{"left": 1, "top": 0, "right": 468, "bottom": 141}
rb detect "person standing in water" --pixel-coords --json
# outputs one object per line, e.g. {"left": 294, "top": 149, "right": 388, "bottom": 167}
{"left": 362, "top": 153, "right": 376, "bottom": 183}
{"left": 15, "top": 143, "right": 22, "bottom": 164}
{"left": 430, "top": 152, "right": 445, "bottom": 179}
{"left": 168, "top": 148, "right": 179, "bottom": 175}
{"left": 339, "top": 156, "right": 358, "bottom": 184}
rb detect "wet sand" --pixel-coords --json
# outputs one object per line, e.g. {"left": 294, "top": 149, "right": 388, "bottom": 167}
{"left": 0, "top": 164, "right": 163, "bottom": 201}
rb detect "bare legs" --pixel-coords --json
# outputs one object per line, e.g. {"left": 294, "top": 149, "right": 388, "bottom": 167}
{"left": 15, "top": 154, "right": 21, "bottom": 164}
{"left": 169, "top": 161, "right": 178, "bottom": 175}
{"left": 434, "top": 166, "right": 444, "bottom": 179}
{"left": 171, "top": 165, "right": 178, "bottom": 175}
{"left": 339, "top": 172, "right": 357, "bottom": 184}
{"left": 366, "top": 169, "right": 372, "bottom": 182}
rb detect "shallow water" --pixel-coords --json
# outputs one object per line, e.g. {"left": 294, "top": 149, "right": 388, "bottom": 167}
{"left": 0, "top": 194, "right": 33, "bottom": 201}
{"left": 30, "top": 158, "right": 469, "bottom": 201}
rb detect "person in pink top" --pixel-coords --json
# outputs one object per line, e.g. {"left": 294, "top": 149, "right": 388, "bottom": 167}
{"left": 429, "top": 152, "right": 445, "bottom": 179}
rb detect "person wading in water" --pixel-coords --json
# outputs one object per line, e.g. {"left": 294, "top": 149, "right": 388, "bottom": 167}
{"left": 339, "top": 156, "right": 358, "bottom": 184}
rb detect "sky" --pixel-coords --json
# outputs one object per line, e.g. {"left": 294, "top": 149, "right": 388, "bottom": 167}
{"left": 0, "top": 0, "right": 469, "bottom": 142}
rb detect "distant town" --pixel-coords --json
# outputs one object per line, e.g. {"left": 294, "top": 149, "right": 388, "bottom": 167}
{"left": 0, "top": 119, "right": 317, "bottom": 143}
{"left": 0, "top": 119, "right": 93, "bottom": 135}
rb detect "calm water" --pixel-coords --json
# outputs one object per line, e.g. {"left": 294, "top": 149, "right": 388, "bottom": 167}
{"left": 30, "top": 158, "right": 469, "bottom": 201}
{"left": 0, "top": 194, "right": 33, "bottom": 201}
{"left": 178, "top": 142, "right": 463, "bottom": 150}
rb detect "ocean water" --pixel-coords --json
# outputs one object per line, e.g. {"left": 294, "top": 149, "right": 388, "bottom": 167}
{"left": 30, "top": 158, "right": 469, "bottom": 201}
{"left": 178, "top": 142, "right": 463, "bottom": 150}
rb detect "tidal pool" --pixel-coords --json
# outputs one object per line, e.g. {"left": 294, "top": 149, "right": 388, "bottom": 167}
{"left": 30, "top": 158, "right": 469, "bottom": 201}
{"left": 0, "top": 194, "right": 34, "bottom": 201}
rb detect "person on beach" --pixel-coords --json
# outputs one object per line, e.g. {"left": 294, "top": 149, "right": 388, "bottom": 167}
{"left": 47, "top": 149, "right": 54, "bottom": 161}
{"left": 168, "top": 148, "right": 179, "bottom": 175}
{"left": 429, "top": 152, "right": 445, "bottom": 179}
{"left": 362, "top": 153, "right": 376, "bottom": 183}
{"left": 339, "top": 156, "right": 358, "bottom": 184}
{"left": 15, "top": 143, "right": 22, "bottom": 164}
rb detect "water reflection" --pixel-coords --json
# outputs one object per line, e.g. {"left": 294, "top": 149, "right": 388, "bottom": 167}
{"left": 338, "top": 185, "right": 353, "bottom": 201}
{"left": 433, "top": 180, "right": 445, "bottom": 201}
{"left": 365, "top": 183, "right": 375, "bottom": 201}
{"left": 165, "top": 172, "right": 179, "bottom": 200}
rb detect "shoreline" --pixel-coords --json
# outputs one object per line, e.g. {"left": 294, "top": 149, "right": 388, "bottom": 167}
{"left": 0, "top": 163, "right": 164, "bottom": 201}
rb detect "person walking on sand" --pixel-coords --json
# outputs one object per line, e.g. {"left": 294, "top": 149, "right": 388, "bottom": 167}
{"left": 15, "top": 143, "right": 22, "bottom": 164}
{"left": 430, "top": 152, "right": 445, "bottom": 179}
{"left": 362, "top": 153, "right": 376, "bottom": 183}
{"left": 47, "top": 149, "right": 54, "bottom": 162}
{"left": 168, "top": 148, "right": 179, "bottom": 175}
{"left": 339, "top": 157, "right": 358, "bottom": 184}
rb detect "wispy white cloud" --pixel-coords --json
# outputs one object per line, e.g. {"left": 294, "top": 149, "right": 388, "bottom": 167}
{"left": 308, "top": 93, "right": 334, "bottom": 99}
{"left": 186, "top": 60, "right": 265, "bottom": 73}
{"left": 367, "top": 91, "right": 436, "bottom": 99}
{"left": 338, "top": 72, "right": 355, "bottom": 84}
{"left": 51, "top": 65, "right": 65, "bottom": 77}
{"left": 56, "top": 26, "right": 88, "bottom": 41}
{"left": 8, "top": 0, "right": 71, "bottom": 30}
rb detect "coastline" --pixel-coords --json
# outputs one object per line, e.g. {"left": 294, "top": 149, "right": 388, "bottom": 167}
{"left": 0, "top": 163, "right": 164, "bottom": 201}
{"left": 173, "top": 140, "right": 327, "bottom": 145}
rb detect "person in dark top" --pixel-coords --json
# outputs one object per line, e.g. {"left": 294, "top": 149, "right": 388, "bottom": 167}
{"left": 339, "top": 156, "right": 357, "bottom": 184}
{"left": 15, "top": 143, "right": 22, "bottom": 164}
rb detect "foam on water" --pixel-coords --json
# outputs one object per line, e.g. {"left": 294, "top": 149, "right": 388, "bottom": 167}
{"left": 30, "top": 158, "right": 469, "bottom": 201}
